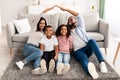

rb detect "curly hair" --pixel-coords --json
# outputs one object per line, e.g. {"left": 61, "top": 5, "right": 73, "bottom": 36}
{"left": 56, "top": 24, "right": 71, "bottom": 38}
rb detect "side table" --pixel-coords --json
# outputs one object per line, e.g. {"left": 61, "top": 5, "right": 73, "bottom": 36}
{"left": 113, "top": 38, "right": 120, "bottom": 64}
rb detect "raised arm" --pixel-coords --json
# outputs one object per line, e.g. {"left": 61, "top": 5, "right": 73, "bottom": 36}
{"left": 56, "top": 5, "right": 79, "bottom": 16}
{"left": 42, "top": 5, "right": 55, "bottom": 14}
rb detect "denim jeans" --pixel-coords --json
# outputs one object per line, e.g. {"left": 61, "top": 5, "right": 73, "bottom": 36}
{"left": 23, "top": 43, "right": 43, "bottom": 68}
{"left": 73, "top": 39, "right": 104, "bottom": 73}
{"left": 57, "top": 52, "right": 70, "bottom": 66}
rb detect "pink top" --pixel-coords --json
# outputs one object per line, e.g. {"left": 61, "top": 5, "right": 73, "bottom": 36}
{"left": 57, "top": 35, "right": 73, "bottom": 53}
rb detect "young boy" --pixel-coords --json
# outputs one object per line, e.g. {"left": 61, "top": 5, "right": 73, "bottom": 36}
{"left": 39, "top": 25, "right": 58, "bottom": 74}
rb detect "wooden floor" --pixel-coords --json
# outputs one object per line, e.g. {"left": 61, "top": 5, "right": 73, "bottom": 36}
{"left": 0, "top": 26, "right": 120, "bottom": 78}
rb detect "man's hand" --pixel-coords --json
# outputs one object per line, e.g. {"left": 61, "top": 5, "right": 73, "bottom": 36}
{"left": 55, "top": 5, "right": 78, "bottom": 16}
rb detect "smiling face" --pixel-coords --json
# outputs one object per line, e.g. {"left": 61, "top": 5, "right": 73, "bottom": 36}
{"left": 60, "top": 26, "right": 67, "bottom": 36}
{"left": 45, "top": 27, "right": 53, "bottom": 38}
{"left": 68, "top": 16, "right": 77, "bottom": 29}
{"left": 39, "top": 20, "right": 46, "bottom": 31}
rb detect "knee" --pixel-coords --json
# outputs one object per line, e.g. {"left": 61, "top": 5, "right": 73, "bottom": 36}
{"left": 36, "top": 49, "right": 43, "bottom": 57}
{"left": 88, "top": 39, "right": 96, "bottom": 44}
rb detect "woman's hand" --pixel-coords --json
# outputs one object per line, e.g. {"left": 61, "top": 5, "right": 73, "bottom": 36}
{"left": 56, "top": 5, "right": 67, "bottom": 11}
{"left": 43, "top": 5, "right": 56, "bottom": 13}
{"left": 48, "top": 5, "right": 56, "bottom": 10}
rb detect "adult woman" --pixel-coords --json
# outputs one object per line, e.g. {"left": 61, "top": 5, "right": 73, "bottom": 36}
{"left": 16, "top": 6, "right": 55, "bottom": 74}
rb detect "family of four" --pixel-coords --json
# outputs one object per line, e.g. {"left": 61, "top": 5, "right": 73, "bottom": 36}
{"left": 16, "top": 5, "right": 107, "bottom": 79}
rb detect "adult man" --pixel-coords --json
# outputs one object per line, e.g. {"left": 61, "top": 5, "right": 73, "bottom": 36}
{"left": 57, "top": 5, "right": 107, "bottom": 79}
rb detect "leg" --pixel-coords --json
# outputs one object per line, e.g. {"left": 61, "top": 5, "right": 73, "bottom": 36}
{"left": 56, "top": 53, "right": 64, "bottom": 75}
{"left": 16, "top": 44, "right": 43, "bottom": 70}
{"left": 113, "top": 43, "right": 120, "bottom": 64}
{"left": 23, "top": 44, "right": 39, "bottom": 57}
{"left": 85, "top": 39, "right": 104, "bottom": 62}
{"left": 57, "top": 53, "right": 63, "bottom": 66}
{"left": 74, "top": 49, "right": 89, "bottom": 73}
{"left": 105, "top": 48, "right": 107, "bottom": 55}
{"left": 49, "top": 51, "right": 55, "bottom": 72}
{"left": 63, "top": 53, "right": 70, "bottom": 64}
{"left": 62, "top": 53, "right": 71, "bottom": 74}
{"left": 23, "top": 46, "right": 43, "bottom": 65}
{"left": 86, "top": 39, "right": 107, "bottom": 73}
{"left": 34, "top": 57, "right": 41, "bottom": 69}
{"left": 42, "top": 52, "right": 49, "bottom": 69}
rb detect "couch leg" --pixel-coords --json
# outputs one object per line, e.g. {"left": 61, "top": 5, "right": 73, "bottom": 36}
{"left": 10, "top": 48, "right": 12, "bottom": 55}
{"left": 104, "top": 48, "right": 107, "bottom": 55}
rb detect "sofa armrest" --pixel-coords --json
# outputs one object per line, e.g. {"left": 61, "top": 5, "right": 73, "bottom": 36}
{"left": 6, "top": 22, "right": 16, "bottom": 48}
{"left": 99, "top": 18, "right": 109, "bottom": 48}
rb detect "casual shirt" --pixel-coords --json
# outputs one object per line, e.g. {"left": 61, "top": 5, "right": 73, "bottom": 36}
{"left": 39, "top": 35, "right": 58, "bottom": 51}
{"left": 71, "top": 29, "right": 86, "bottom": 51}
{"left": 76, "top": 14, "right": 89, "bottom": 42}
{"left": 57, "top": 35, "right": 73, "bottom": 53}
{"left": 71, "top": 14, "right": 89, "bottom": 51}
{"left": 27, "top": 32, "right": 44, "bottom": 47}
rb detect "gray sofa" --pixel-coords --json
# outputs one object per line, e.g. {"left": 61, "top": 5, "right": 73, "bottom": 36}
{"left": 6, "top": 13, "right": 109, "bottom": 55}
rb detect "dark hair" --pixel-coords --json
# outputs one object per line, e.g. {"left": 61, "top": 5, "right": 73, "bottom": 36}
{"left": 36, "top": 17, "right": 47, "bottom": 32}
{"left": 44, "top": 25, "right": 53, "bottom": 31}
{"left": 56, "top": 24, "right": 71, "bottom": 38}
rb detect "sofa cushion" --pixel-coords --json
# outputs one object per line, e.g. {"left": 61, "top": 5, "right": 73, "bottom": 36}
{"left": 43, "top": 13, "right": 60, "bottom": 32}
{"left": 83, "top": 13, "right": 99, "bottom": 32}
{"left": 12, "top": 32, "right": 29, "bottom": 42}
{"left": 18, "top": 13, "right": 60, "bottom": 32}
{"left": 13, "top": 18, "right": 31, "bottom": 34}
{"left": 17, "top": 13, "right": 44, "bottom": 28}
{"left": 87, "top": 32, "right": 104, "bottom": 41}
{"left": 58, "top": 13, "right": 72, "bottom": 26}
{"left": 58, "top": 13, "right": 99, "bottom": 32}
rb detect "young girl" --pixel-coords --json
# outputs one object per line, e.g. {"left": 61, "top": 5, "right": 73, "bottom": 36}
{"left": 39, "top": 25, "right": 58, "bottom": 74}
{"left": 56, "top": 24, "right": 73, "bottom": 75}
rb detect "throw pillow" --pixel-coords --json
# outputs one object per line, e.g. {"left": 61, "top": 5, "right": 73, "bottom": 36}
{"left": 13, "top": 18, "right": 31, "bottom": 34}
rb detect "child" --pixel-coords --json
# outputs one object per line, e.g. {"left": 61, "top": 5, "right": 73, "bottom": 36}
{"left": 56, "top": 24, "right": 73, "bottom": 75}
{"left": 39, "top": 25, "right": 58, "bottom": 74}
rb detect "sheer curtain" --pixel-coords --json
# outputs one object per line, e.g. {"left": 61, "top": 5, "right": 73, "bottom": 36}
{"left": 99, "top": 0, "right": 105, "bottom": 18}
{"left": 104, "top": 0, "right": 120, "bottom": 36}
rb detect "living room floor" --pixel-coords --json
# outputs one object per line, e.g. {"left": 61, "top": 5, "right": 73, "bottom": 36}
{"left": 0, "top": 27, "right": 120, "bottom": 79}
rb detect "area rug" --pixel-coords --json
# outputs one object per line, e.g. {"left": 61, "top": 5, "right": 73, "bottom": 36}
{"left": 1, "top": 53, "right": 120, "bottom": 80}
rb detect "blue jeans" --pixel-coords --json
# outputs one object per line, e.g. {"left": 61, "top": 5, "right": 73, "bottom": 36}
{"left": 23, "top": 44, "right": 43, "bottom": 68}
{"left": 73, "top": 39, "right": 104, "bottom": 73}
{"left": 57, "top": 52, "right": 70, "bottom": 66}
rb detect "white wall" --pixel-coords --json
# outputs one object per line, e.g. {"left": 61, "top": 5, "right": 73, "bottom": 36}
{"left": 105, "top": 0, "right": 120, "bottom": 36}
{"left": 0, "top": 0, "right": 99, "bottom": 26}
{"left": 0, "top": 9, "right": 2, "bottom": 36}
{"left": 0, "top": 0, "right": 32, "bottom": 26}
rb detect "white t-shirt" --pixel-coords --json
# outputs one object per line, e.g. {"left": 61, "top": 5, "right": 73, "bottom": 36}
{"left": 39, "top": 35, "right": 58, "bottom": 51}
{"left": 27, "top": 32, "right": 44, "bottom": 47}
